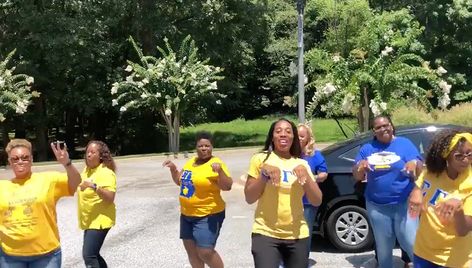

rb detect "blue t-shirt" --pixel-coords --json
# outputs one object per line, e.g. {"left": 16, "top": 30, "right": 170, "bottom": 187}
{"left": 302, "top": 150, "right": 328, "bottom": 205}
{"left": 355, "top": 136, "right": 421, "bottom": 205}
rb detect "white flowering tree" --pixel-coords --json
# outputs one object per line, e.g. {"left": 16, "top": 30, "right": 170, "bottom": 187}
{"left": 0, "top": 49, "right": 37, "bottom": 123}
{"left": 112, "top": 36, "right": 224, "bottom": 153}
{"left": 304, "top": 9, "right": 451, "bottom": 132}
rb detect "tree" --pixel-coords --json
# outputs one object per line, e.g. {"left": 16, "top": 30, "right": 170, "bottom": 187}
{"left": 0, "top": 49, "right": 37, "bottom": 124}
{"left": 112, "top": 36, "right": 224, "bottom": 153}
{"left": 305, "top": 4, "right": 451, "bottom": 132}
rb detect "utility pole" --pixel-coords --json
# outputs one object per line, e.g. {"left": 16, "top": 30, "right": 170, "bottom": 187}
{"left": 297, "top": 0, "right": 305, "bottom": 123}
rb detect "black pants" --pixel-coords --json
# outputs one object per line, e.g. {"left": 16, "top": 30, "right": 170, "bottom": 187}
{"left": 251, "top": 233, "right": 309, "bottom": 268}
{"left": 83, "top": 229, "right": 110, "bottom": 268}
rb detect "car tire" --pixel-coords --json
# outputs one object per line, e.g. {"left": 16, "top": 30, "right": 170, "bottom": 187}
{"left": 325, "top": 205, "right": 374, "bottom": 252}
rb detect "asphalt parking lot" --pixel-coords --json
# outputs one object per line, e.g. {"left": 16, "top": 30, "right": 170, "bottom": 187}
{"left": 0, "top": 146, "right": 407, "bottom": 267}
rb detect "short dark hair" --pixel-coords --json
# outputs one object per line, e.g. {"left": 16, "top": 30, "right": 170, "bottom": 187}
{"left": 262, "top": 118, "right": 301, "bottom": 159}
{"left": 195, "top": 131, "right": 213, "bottom": 145}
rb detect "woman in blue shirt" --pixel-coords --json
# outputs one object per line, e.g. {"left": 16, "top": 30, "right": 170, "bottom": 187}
{"left": 298, "top": 124, "right": 328, "bottom": 260}
{"left": 352, "top": 115, "right": 422, "bottom": 268}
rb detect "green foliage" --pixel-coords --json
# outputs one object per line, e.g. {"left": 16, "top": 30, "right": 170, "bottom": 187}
{"left": 0, "top": 49, "right": 37, "bottom": 122}
{"left": 180, "top": 116, "right": 356, "bottom": 150}
{"left": 392, "top": 102, "right": 472, "bottom": 127}
{"left": 304, "top": 2, "right": 452, "bottom": 131}
{"left": 113, "top": 35, "right": 224, "bottom": 117}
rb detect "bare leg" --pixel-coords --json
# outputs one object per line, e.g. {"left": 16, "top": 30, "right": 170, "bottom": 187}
{"left": 196, "top": 247, "right": 224, "bottom": 268}
{"left": 183, "top": 239, "right": 204, "bottom": 268}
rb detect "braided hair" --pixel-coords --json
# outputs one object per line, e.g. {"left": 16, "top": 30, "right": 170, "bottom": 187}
{"left": 425, "top": 129, "right": 462, "bottom": 174}
{"left": 85, "top": 140, "right": 116, "bottom": 172}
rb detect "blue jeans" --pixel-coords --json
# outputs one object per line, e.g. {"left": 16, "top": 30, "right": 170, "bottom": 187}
{"left": 83, "top": 228, "right": 110, "bottom": 268}
{"left": 0, "top": 247, "right": 61, "bottom": 268}
{"left": 366, "top": 199, "right": 418, "bottom": 268}
{"left": 303, "top": 204, "right": 318, "bottom": 254}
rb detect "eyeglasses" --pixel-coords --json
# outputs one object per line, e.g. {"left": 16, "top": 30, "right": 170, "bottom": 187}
{"left": 452, "top": 152, "right": 472, "bottom": 162}
{"left": 373, "top": 124, "right": 391, "bottom": 132}
{"left": 9, "top": 155, "right": 32, "bottom": 164}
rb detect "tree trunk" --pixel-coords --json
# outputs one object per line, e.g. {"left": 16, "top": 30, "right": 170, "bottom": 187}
{"left": 358, "top": 86, "right": 370, "bottom": 132}
{"left": 173, "top": 111, "right": 180, "bottom": 154}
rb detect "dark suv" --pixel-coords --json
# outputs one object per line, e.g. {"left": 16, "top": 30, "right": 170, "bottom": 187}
{"left": 313, "top": 124, "right": 465, "bottom": 252}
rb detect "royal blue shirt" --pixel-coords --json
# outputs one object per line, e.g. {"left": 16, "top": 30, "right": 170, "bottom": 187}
{"left": 355, "top": 136, "right": 421, "bottom": 205}
{"left": 302, "top": 150, "right": 328, "bottom": 206}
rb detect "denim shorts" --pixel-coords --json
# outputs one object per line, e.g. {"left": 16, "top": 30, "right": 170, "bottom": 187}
{"left": 180, "top": 210, "right": 225, "bottom": 248}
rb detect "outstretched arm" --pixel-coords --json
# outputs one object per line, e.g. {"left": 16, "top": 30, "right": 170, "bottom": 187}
{"left": 163, "top": 160, "right": 182, "bottom": 186}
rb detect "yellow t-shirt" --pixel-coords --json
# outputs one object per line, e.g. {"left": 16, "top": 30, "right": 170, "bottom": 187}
{"left": 179, "top": 156, "right": 230, "bottom": 217}
{"left": 414, "top": 167, "right": 472, "bottom": 267}
{"left": 78, "top": 164, "right": 116, "bottom": 230}
{"left": 247, "top": 152, "right": 315, "bottom": 240}
{"left": 0, "top": 172, "right": 72, "bottom": 256}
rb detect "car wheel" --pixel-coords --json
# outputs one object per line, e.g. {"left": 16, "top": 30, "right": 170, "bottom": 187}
{"left": 325, "top": 205, "right": 374, "bottom": 252}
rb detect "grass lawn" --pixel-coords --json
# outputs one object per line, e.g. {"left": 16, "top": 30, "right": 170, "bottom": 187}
{"left": 180, "top": 116, "right": 357, "bottom": 150}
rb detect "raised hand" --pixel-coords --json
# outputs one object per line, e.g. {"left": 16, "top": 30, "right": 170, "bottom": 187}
{"left": 261, "top": 163, "right": 281, "bottom": 186}
{"left": 293, "top": 164, "right": 310, "bottom": 186}
{"left": 80, "top": 179, "right": 94, "bottom": 191}
{"left": 50, "top": 141, "right": 70, "bottom": 166}
{"left": 162, "top": 160, "right": 177, "bottom": 171}
{"left": 435, "top": 198, "right": 463, "bottom": 224}
{"left": 211, "top": 163, "right": 222, "bottom": 173}
{"left": 402, "top": 160, "right": 418, "bottom": 179}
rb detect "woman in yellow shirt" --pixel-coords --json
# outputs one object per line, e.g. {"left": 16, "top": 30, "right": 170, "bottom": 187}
{"left": 409, "top": 130, "right": 472, "bottom": 268}
{"left": 245, "top": 118, "right": 323, "bottom": 268}
{"left": 78, "top": 140, "right": 117, "bottom": 268}
{"left": 163, "top": 131, "right": 232, "bottom": 268}
{"left": 0, "top": 139, "right": 81, "bottom": 268}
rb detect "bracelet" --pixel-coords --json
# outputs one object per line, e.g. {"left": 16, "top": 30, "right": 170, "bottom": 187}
{"left": 64, "top": 159, "right": 72, "bottom": 167}
{"left": 261, "top": 169, "right": 270, "bottom": 181}
{"left": 91, "top": 183, "right": 98, "bottom": 191}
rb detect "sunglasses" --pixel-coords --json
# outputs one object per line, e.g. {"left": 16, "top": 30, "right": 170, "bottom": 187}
{"left": 453, "top": 152, "right": 472, "bottom": 162}
{"left": 9, "top": 155, "right": 32, "bottom": 164}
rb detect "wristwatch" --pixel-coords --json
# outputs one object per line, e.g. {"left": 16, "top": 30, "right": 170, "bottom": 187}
{"left": 91, "top": 183, "right": 98, "bottom": 191}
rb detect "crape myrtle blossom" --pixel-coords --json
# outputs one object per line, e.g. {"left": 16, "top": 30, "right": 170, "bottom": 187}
{"left": 436, "top": 66, "right": 447, "bottom": 76}
{"left": 438, "top": 94, "right": 451, "bottom": 110}
{"left": 381, "top": 46, "right": 394, "bottom": 57}
{"left": 438, "top": 80, "right": 452, "bottom": 94}
{"left": 342, "top": 93, "right": 355, "bottom": 113}
{"left": 369, "top": 99, "right": 387, "bottom": 116}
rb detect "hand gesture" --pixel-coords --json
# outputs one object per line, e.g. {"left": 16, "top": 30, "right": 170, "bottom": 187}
{"left": 293, "top": 165, "right": 310, "bottom": 186}
{"left": 261, "top": 163, "right": 281, "bottom": 186}
{"left": 211, "top": 163, "right": 222, "bottom": 173}
{"left": 162, "top": 160, "right": 177, "bottom": 172}
{"left": 434, "top": 198, "right": 463, "bottom": 224}
{"left": 408, "top": 187, "right": 423, "bottom": 218}
{"left": 402, "top": 160, "right": 417, "bottom": 179}
{"left": 79, "top": 179, "right": 94, "bottom": 191}
{"left": 357, "top": 160, "right": 371, "bottom": 173}
{"left": 50, "top": 141, "right": 70, "bottom": 166}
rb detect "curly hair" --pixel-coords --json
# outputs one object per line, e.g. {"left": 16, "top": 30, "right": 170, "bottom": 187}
{"left": 297, "top": 123, "right": 315, "bottom": 156}
{"left": 261, "top": 118, "right": 301, "bottom": 162}
{"left": 425, "top": 129, "right": 464, "bottom": 174}
{"left": 6, "top": 139, "right": 32, "bottom": 155}
{"left": 85, "top": 140, "right": 116, "bottom": 172}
